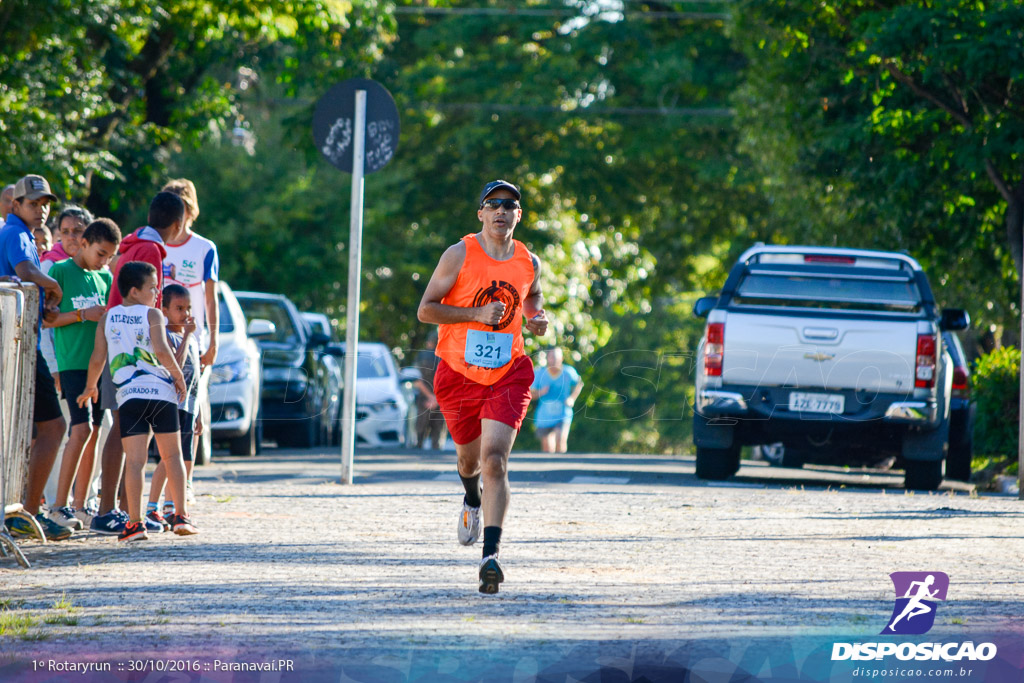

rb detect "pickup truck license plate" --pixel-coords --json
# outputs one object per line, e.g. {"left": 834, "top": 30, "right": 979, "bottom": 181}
{"left": 788, "top": 392, "right": 844, "bottom": 414}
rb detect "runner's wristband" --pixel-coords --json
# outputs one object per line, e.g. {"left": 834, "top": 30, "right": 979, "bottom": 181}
{"left": 76, "top": 309, "right": 83, "bottom": 323}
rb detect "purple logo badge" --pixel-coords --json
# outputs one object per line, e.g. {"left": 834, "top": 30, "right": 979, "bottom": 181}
{"left": 883, "top": 572, "right": 949, "bottom": 635}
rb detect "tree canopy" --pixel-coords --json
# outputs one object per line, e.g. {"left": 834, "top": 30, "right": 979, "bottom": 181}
{"left": 5, "top": 0, "right": 1022, "bottom": 453}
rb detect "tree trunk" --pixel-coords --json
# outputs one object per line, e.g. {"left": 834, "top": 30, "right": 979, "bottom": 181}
{"left": 1006, "top": 183, "right": 1024, "bottom": 278}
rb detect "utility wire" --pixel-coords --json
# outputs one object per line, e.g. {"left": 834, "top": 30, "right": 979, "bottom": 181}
{"left": 391, "top": 6, "right": 729, "bottom": 20}
{"left": 418, "top": 101, "right": 734, "bottom": 117}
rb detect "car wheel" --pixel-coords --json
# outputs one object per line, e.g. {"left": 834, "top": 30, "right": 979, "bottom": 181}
{"left": 317, "top": 411, "right": 329, "bottom": 448}
{"left": 278, "top": 417, "right": 317, "bottom": 449}
{"left": 945, "top": 436, "right": 972, "bottom": 482}
{"left": 695, "top": 445, "right": 741, "bottom": 481}
{"left": 254, "top": 415, "right": 263, "bottom": 455}
{"left": 229, "top": 419, "right": 258, "bottom": 457}
{"left": 904, "top": 459, "right": 942, "bottom": 491}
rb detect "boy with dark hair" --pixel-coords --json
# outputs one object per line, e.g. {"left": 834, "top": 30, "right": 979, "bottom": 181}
{"left": 146, "top": 283, "right": 201, "bottom": 529}
{"left": 79, "top": 261, "right": 197, "bottom": 542}
{"left": 91, "top": 192, "right": 185, "bottom": 535}
{"left": 45, "top": 218, "right": 121, "bottom": 530}
{"left": 41, "top": 206, "right": 94, "bottom": 388}
{"left": 33, "top": 225, "right": 52, "bottom": 257}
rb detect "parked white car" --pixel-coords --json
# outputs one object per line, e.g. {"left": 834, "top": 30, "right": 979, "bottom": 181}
{"left": 325, "top": 342, "right": 409, "bottom": 448}
{"left": 209, "top": 281, "right": 274, "bottom": 456}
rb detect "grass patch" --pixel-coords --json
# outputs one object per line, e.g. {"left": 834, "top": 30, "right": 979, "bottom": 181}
{"left": 0, "top": 610, "right": 39, "bottom": 638}
{"left": 43, "top": 614, "right": 79, "bottom": 626}
{"left": 19, "top": 631, "right": 49, "bottom": 641}
{"left": 52, "top": 592, "right": 79, "bottom": 613}
{"left": 951, "top": 617, "right": 967, "bottom": 625}
{"left": 0, "top": 599, "right": 24, "bottom": 610}
{"left": 215, "top": 495, "right": 235, "bottom": 503}
{"left": 0, "top": 611, "right": 36, "bottom": 637}
{"left": 624, "top": 617, "right": 645, "bottom": 624}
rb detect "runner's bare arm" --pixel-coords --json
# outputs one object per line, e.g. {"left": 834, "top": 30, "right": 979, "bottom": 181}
{"left": 524, "top": 254, "right": 548, "bottom": 336}
{"left": 78, "top": 313, "right": 108, "bottom": 408}
{"left": 149, "top": 308, "right": 187, "bottom": 401}
{"left": 418, "top": 243, "right": 503, "bottom": 325}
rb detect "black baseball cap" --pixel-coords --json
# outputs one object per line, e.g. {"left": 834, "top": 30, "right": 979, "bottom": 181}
{"left": 479, "top": 179, "right": 521, "bottom": 205}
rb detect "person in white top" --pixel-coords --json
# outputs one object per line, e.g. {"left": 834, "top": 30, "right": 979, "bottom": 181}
{"left": 78, "top": 261, "right": 197, "bottom": 542}
{"left": 161, "top": 179, "right": 219, "bottom": 491}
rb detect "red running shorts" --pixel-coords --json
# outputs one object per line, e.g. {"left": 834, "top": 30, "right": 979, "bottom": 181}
{"left": 433, "top": 355, "right": 534, "bottom": 445}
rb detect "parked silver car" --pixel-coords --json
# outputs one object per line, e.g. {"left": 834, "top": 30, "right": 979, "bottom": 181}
{"left": 209, "top": 281, "right": 274, "bottom": 456}
{"left": 326, "top": 342, "right": 409, "bottom": 448}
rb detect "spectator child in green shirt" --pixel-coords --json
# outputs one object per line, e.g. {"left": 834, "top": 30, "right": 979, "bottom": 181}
{"left": 44, "top": 218, "right": 121, "bottom": 530}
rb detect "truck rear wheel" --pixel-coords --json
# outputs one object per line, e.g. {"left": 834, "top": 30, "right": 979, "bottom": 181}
{"left": 695, "top": 445, "right": 741, "bottom": 481}
{"left": 904, "top": 459, "right": 942, "bottom": 491}
{"left": 945, "top": 437, "right": 972, "bottom": 483}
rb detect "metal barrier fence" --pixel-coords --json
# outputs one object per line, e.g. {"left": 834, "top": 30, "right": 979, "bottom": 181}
{"left": 1, "top": 283, "right": 42, "bottom": 567}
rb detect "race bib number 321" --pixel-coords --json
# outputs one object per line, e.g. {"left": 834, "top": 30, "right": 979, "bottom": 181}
{"left": 465, "top": 329, "right": 513, "bottom": 369}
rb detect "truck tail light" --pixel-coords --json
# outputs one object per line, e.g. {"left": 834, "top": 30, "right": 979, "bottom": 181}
{"left": 951, "top": 365, "right": 970, "bottom": 398}
{"left": 915, "top": 334, "right": 936, "bottom": 388}
{"left": 705, "top": 322, "right": 724, "bottom": 377}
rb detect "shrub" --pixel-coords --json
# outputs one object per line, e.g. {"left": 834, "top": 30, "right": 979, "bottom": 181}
{"left": 972, "top": 347, "right": 1019, "bottom": 457}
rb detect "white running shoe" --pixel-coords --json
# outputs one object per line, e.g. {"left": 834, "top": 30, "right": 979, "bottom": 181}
{"left": 74, "top": 507, "right": 94, "bottom": 528}
{"left": 185, "top": 480, "right": 196, "bottom": 504}
{"left": 48, "top": 506, "right": 84, "bottom": 530}
{"left": 457, "top": 500, "right": 481, "bottom": 546}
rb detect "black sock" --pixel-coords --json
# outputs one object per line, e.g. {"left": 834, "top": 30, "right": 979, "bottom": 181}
{"left": 459, "top": 472, "right": 482, "bottom": 508}
{"left": 482, "top": 526, "right": 502, "bottom": 558}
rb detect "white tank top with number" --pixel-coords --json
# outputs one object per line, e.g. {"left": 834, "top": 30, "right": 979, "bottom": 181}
{"left": 105, "top": 304, "right": 177, "bottom": 406}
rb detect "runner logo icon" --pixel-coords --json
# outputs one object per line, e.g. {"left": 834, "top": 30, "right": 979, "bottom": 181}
{"left": 883, "top": 571, "right": 949, "bottom": 635}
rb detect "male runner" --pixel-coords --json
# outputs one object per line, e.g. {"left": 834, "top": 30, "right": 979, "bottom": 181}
{"left": 418, "top": 179, "right": 548, "bottom": 594}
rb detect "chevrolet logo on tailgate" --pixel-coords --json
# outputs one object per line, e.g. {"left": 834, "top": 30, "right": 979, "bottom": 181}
{"left": 804, "top": 352, "right": 835, "bottom": 362}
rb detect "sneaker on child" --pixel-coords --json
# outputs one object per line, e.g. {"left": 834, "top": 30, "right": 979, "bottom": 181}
{"left": 146, "top": 510, "right": 170, "bottom": 532}
{"left": 90, "top": 510, "right": 127, "bottom": 536}
{"left": 168, "top": 513, "right": 198, "bottom": 536}
{"left": 118, "top": 521, "right": 148, "bottom": 543}
{"left": 7, "top": 514, "right": 74, "bottom": 541}
{"left": 48, "top": 505, "right": 84, "bottom": 531}
{"left": 74, "top": 508, "right": 95, "bottom": 528}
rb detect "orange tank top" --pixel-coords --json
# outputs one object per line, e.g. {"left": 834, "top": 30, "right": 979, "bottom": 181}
{"left": 436, "top": 234, "right": 536, "bottom": 385}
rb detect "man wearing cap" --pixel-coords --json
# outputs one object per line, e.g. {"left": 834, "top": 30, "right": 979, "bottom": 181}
{"left": 0, "top": 174, "right": 73, "bottom": 540}
{"left": 418, "top": 179, "right": 549, "bottom": 593}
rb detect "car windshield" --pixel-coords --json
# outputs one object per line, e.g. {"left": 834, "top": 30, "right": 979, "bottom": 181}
{"left": 218, "top": 297, "right": 235, "bottom": 333}
{"left": 734, "top": 269, "right": 922, "bottom": 313}
{"left": 237, "top": 299, "right": 298, "bottom": 343}
{"left": 306, "top": 318, "right": 330, "bottom": 338}
{"left": 342, "top": 353, "right": 390, "bottom": 379}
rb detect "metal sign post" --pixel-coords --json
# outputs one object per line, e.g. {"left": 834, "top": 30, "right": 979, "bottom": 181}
{"left": 340, "top": 90, "right": 366, "bottom": 485}
{"left": 313, "top": 78, "right": 399, "bottom": 484}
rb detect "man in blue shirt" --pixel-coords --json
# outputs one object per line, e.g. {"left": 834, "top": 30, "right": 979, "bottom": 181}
{"left": 0, "top": 174, "right": 73, "bottom": 540}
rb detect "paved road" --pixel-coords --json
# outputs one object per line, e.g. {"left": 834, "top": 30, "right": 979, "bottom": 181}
{"left": 1, "top": 448, "right": 1021, "bottom": 678}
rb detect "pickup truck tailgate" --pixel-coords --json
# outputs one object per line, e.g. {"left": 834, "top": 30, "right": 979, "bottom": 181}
{"left": 722, "top": 312, "right": 918, "bottom": 392}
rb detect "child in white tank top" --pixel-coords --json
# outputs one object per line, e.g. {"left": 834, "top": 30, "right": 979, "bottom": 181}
{"left": 78, "top": 261, "right": 198, "bottom": 542}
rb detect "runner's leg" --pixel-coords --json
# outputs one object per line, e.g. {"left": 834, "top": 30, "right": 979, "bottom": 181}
{"left": 556, "top": 422, "right": 570, "bottom": 453}
{"left": 99, "top": 412, "right": 123, "bottom": 514}
{"left": 23, "top": 417, "right": 65, "bottom": 515}
{"left": 121, "top": 433, "right": 150, "bottom": 522}
{"left": 479, "top": 418, "right": 516, "bottom": 533}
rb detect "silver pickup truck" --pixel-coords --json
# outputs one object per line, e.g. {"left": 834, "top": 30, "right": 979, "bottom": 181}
{"left": 692, "top": 245, "right": 970, "bottom": 490}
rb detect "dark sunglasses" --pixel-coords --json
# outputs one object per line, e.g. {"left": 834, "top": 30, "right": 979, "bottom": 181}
{"left": 480, "top": 198, "right": 520, "bottom": 210}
